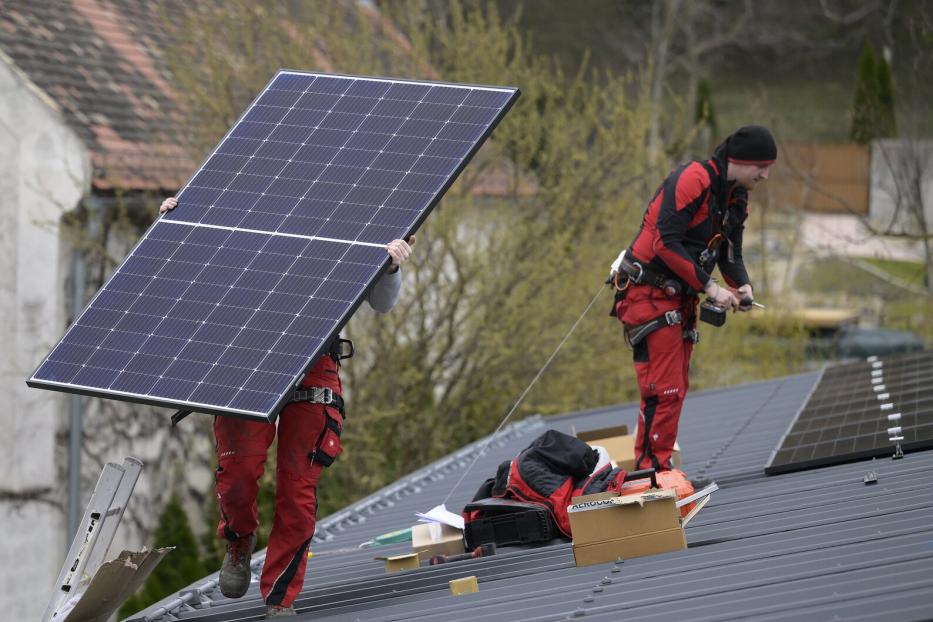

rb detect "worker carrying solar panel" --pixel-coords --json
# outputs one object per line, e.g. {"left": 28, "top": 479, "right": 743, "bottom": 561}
{"left": 159, "top": 197, "right": 415, "bottom": 617}
{"left": 607, "top": 125, "right": 777, "bottom": 473}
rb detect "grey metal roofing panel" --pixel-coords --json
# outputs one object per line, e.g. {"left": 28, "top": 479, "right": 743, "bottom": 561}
{"left": 130, "top": 368, "right": 933, "bottom": 622}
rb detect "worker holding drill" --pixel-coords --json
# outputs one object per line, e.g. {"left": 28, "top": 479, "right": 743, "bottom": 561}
{"left": 610, "top": 125, "right": 777, "bottom": 472}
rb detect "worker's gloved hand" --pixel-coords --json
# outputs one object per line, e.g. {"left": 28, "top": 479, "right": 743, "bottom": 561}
{"left": 705, "top": 280, "right": 738, "bottom": 310}
{"left": 736, "top": 284, "right": 754, "bottom": 312}
{"left": 159, "top": 197, "right": 177, "bottom": 213}
{"left": 386, "top": 235, "right": 416, "bottom": 273}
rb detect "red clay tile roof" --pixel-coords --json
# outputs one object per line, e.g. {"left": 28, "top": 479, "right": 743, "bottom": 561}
{"left": 0, "top": 0, "right": 194, "bottom": 191}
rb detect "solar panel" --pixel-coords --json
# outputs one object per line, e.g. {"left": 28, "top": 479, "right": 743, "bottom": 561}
{"left": 765, "top": 350, "right": 933, "bottom": 474}
{"left": 28, "top": 71, "right": 519, "bottom": 421}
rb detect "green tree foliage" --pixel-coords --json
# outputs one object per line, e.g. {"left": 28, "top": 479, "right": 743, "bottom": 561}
{"left": 850, "top": 42, "right": 897, "bottom": 143}
{"left": 119, "top": 496, "right": 208, "bottom": 618}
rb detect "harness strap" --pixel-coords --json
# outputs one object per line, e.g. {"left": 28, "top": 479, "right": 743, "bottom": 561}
{"left": 626, "top": 309, "right": 682, "bottom": 347}
{"left": 170, "top": 386, "right": 345, "bottom": 428}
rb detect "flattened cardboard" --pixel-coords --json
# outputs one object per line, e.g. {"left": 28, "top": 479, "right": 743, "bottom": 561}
{"left": 375, "top": 553, "right": 420, "bottom": 573}
{"left": 411, "top": 522, "right": 465, "bottom": 562}
{"left": 568, "top": 489, "right": 686, "bottom": 567}
{"left": 53, "top": 547, "right": 172, "bottom": 622}
{"left": 449, "top": 575, "right": 480, "bottom": 595}
{"left": 575, "top": 425, "right": 680, "bottom": 470}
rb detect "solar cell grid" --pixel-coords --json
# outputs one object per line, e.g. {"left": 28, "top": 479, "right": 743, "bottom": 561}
{"left": 29, "top": 71, "right": 519, "bottom": 419}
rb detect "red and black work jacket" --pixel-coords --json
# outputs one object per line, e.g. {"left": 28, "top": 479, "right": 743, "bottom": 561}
{"left": 628, "top": 157, "right": 750, "bottom": 293}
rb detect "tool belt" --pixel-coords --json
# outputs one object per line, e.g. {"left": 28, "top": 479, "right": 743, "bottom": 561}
{"left": 625, "top": 310, "right": 683, "bottom": 347}
{"left": 619, "top": 254, "right": 696, "bottom": 297}
{"left": 290, "top": 386, "right": 345, "bottom": 416}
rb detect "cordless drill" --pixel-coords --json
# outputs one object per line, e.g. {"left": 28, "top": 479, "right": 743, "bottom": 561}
{"left": 700, "top": 297, "right": 765, "bottom": 327}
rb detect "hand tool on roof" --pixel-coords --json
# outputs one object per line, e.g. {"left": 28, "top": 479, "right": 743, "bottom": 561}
{"left": 429, "top": 543, "right": 496, "bottom": 565}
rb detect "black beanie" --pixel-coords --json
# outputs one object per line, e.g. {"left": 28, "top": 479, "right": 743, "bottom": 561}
{"left": 722, "top": 125, "right": 777, "bottom": 165}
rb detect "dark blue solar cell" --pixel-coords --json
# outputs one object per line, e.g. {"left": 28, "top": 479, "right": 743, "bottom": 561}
{"left": 308, "top": 128, "right": 352, "bottom": 148}
{"left": 358, "top": 223, "right": 408, "bottom": 244}
{"left": 197, "top": 265, "right": 243, "bottom": 287}
{"left": 275, "top": 274, "right": 325, "bottom": 296}
{"left": 232, "top": 327, "right": 279, "bottom": 351}
{"left": 186, "top": 283, "right": 230, "bottom": 304}
{"left": 319, "top": 165, "right": 364, "bottom": 185}
{"left": 249, "top": 251, "right": 294, "bottom": 273}
{"left": 241, "top": 156, "right": 289, "bottom": 177}
{"left": 278, "top": 215, "right": 325, "bottom": 237}
{"left": 331, "top": 148, "right": 381, "bottom": 168}
{"left": 153, "top": 317, "right": 201, "bottom": 339}
{"left": 101, "top": 330, "right": 149, "bottom": 353}
{"left": 462, "top": 89, "right": 512, "bottom": 108}
{"left": 239, "top": 211, "right": 287, "bottom": 232}
{"left": 345, "top": 132, "right": 391, "bottom": 152}
{"left": 345, "top": 80, "right": 391, "bottom": 98}
{"left": 148, "top": 221, "right": 192, "bottom": 242}
{"left": 178, "top": 340, "right": 226, "bottom": 363}
{"left": 343, "top": 244, "right": 389, "bottom": 265}
{"left": 293, "top": 144, "right": 340, "bottom": 163}
{"left": 160, "top": 206, "right": 201, "bottom": 224}
{"left": 114, "top": 312, "right": 161, "bottom": 334}
{"left": 398, "top": 173, "right": 444, "bottom": 193}
{"left": 289, "top": 256, "right": 338, "bottom": 276}
{"left": 252, "top": 194, "right": 299, "bottom": 215}
{"left": 172, "top": 243, "right": 216, "bottom": 265}
{"left": 314, "top": 279, "right": 364, "bottom": 302}
{"left": 194, "top": 323, "right": 241, "bottom": 346}
{"left": 107, "top": 273, "right": 151, "bottom": 295}
{"left": 332, "top": 95, "right": 379, "bottom": 114}
{"left": 230, "top": 121, "right": 275, "bottom": 141}
{"left": 158, "top": 259, "right": 202, "bottom": 281}
{"left": 257, "top": 88, "right": 303, "bottom": 108}
{"left": 130, "top": 294, "right": 174, "bottom": 316}
{"left": 226, "top": 230, "right": 271, "bottom": 251}
{"left": 318, "top": 220, "right": 366, "bottom": 240}
{"left": 293, "top": 200, "right": 341, "bottom": 221}
{"left": 399, "top": 118, "right": 445, "bottom": 139}
{"left": 243, "top": 105, "right": 290, "bottom": 124}
{"left": 260, "top": 292, "right": 311, "bottom": 315}
{"left": 264, "top": 235, "right": 310, "bottom": 257}
{"left": 124, "top": 353, "right": 173, "bottom": 376}
{"left": 177, "top": 186, "right": 223, "bottom": 207}
{"left": 424, "top": 86, "right": 469, "bottom": 105}
{"left": 386, "top": 135, "right": 431, "bottom": 155}
{"left": 227, "top": 390, "right": 279, "bottom": 415}
{"left": 385, "top": 82, "right": 431, "bottom": 101}
{"left": 71, "top": 366, "right": 120, "bottom": 388}
{"left": 136, "top": 238, "right": 177, "bottom": 259}
{"left": 163, "top": 358, "right": 213, "bottom": 381}
{"left": 282, "top": 107, "right": 329, "bottom": 127}
{"left": 219, "top": 136, "right": 262, "bottom": 156}
{"left": 309, "top": 76, "right": 352, "bottom": 94}
{"left": 208, "top": 304, "right": 255, "bottom": 327}
{"left": 385, "top": 189, "right": 430, "bottom": 210}
{"left": 267, "top": 177, "right": 313, "bottom": 198}
{"left": 271, "top": 73, "right": 315, "bottom": 91}
{"left": 303, "top": 240, "right": 349, "bottom": 261}
{"left": 307, "top": 182, "right": 352, "bottom": 202}
{"left": 203, "top": 365, "right": 252, "bottom": 388}
{"left": 329, "top": 261, "right": 377, "bottom": 283}
{"left": 172, "top": 299, "right": 216, "bottom": 322}
{"left": 94, "top": 290, "right": 141, "bottom": 312}
{"left": 345, "top": 186, "right": 393, "bottom": 207}
{"left": 49, "top": 342, "right": 95, "bottom": 365}
{"left": 246, "top": 310, "right": 295, "bottom": 333}
{"left": 451, "top": 105, "right": 500, "bottom": 125}
{"left": 110, "top": 371, "right": 160, "bottom": 394}
{"left": 189, "top": 383, "right": 235, "bottom": 408}
{"left": 254, "top": 141, "right": 302, "bottom": 161}
{"left": 356, "top": 115, "right": 406, "bottom": 136}
{"left": 294, "top": 92, "right": 340, "bottom": 111}
{"left": 287, "top": 315, "right": 331, "bottom": 338}
{"left": 412, "top": 102, "right": 457, "bottom": 122}
{"left": 85, "top": 348, "right": 134, "bottom": 371}
{"left": 280, "top": 160, "right": 326, "bottom": 181}
{"left": 301, "top": 298, "right": 347, "bottom": 320}
{"left": 35, "top": 360, "right": 81, "bottom": 383}
{"left": 242, "top": 370, "right": 292, "bottom": 394}
{"left": 187, "top": 225, "right": 233, "bottom": 247}
{"left": 411, "top": 156, "right": 458, "bottom": 176}
{"left": 220, "top": 286, "right": 267, "bottom": 310}
{"left": 237, "top": 269, "right": 278, "bottom": 292}
{"left": 204, "top": 153, "right": 250, "bottom": 173}
{"left": 200, "top": 207, "right": 245, "bottom": 227}
{"left": 137, "top": 336, "right": 187, "bottom": 358}
{"left": 267, "top": 124, "right": 316, "bottom": 144}
{"left": 218, "top": 345, "right": 265, "bottom": 369}
{"left": 370, "top": 98, "right": 419, "bottom": 118}
{"left": 437, "top": 122, "right": 486, "bottom": 142}
{"left": 79, "top": 308, "right": 126, "bottom": 330}
{"left": 424, "top": 139, "right": 473, "bottom": 159}
{"left": 227, "top": 173, "right": 271, "bottom": 194}
{"left": 213, "top": 188, "right": 261, "bottom": 211}
{"left": 259, "top": 352, "right": 308, "bottom": 375}
{"left": 276, "top": 334, "right": 322, "bottom": 357}
{"left": 332, "top": 202, "right": 379, "bottom": 223}
{"left": 150, "top": 377, "right": 198, "bottom": 401}
{"left": 371, "top": 151, "right": 418, "bottom": 172}
{"left": 371, "top": 207, "right": 418, "bottom": 228}
{"left": 320, "top": 112, "right": 366, "bottom": 131}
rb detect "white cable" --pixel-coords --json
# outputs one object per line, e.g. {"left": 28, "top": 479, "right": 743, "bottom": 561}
{"left": 441, "top": 284, "right": 608, "bottom": 505}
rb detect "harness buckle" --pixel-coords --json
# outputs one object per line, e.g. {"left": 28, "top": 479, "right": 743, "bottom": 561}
{"left": 683, "top": 329, "right": 700, "bottom": 344}
{"left": 311, "top": 387, "right": 334, "bottom": 405}
{"left": 664, "top": 310, "right": 682, "bottom": 326}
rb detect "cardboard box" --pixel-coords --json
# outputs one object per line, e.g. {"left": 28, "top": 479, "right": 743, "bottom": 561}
{"left": 411, "top": 522, "right": 465, "bottom": 562}
{"left": 575, "top": 425, "right": 680, "bottom": 471}
{"left": 375, "top": 553, "right": 420, "bottom": 573}
{"left": 568, "top": 489, "right": 686, "bottom": 567}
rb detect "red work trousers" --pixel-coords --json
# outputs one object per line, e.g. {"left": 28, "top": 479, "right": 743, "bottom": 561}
{"left": 214, "top": 356, "right": 342, "bottom": 608}
{"left": 617, "top": 284, "right": 696, "bottom": 471}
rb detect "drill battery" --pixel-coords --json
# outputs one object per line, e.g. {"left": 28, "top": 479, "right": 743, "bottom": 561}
{"left": 699, "top": 299, "right": 727, "bottom": 326}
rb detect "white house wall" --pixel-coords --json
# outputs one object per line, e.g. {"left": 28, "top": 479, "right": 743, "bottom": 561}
{"left": 0, "top": 56, "right": 89, "bottom": 618}
{"left": 869, "top": 138, "right": 933, "bottom": 235}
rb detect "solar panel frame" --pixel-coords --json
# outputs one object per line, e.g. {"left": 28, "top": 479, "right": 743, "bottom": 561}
{"left": 27, "top": 70, "right": 520, "bottom": 421}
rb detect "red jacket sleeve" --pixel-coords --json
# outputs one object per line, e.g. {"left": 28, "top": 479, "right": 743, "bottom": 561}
{"left": 653, "top": 163, "right": 713, "bottom": 291}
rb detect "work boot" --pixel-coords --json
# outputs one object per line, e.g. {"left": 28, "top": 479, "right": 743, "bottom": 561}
{"left": 219, "top": 533, "right": 256, "bottom": 599}
{"left": 266, "top": 604, "right": 296, "bottom": 618}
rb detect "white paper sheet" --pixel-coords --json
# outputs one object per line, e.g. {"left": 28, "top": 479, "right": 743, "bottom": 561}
{"left": 414, "top": 503, "right": 464, "bottom": 530}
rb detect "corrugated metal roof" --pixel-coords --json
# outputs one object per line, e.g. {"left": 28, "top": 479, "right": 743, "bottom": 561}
{"left": 128, "top": 369, "right": 933, "bottom": 621}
